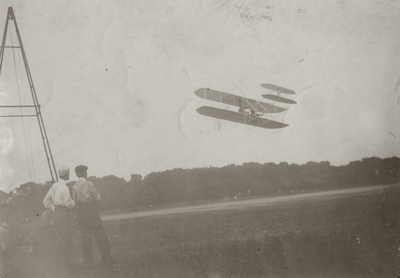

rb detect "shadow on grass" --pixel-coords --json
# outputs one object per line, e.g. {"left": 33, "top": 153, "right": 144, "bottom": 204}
{"left": 4, "top": 228, "right": 400, "bottom": 278}
{"left": 112, "top": 228, "right": 400, "bottom": 278}
{"left": 113, "top": 236, "right": 287, "bottom": 278}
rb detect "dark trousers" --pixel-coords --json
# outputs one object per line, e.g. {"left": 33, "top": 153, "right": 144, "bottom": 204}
{"left": 54, "top": 206, "right": 72, "bottom": 271}
{"left": 77, "top": 202, "right": 112, "bottom": 267}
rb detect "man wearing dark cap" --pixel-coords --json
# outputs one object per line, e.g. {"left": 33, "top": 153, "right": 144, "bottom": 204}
{"left": 72, "top": 165, "right": 116, "bottom": 271}
{"left": 43, "top": 166, "right": 75, "bottom": 276}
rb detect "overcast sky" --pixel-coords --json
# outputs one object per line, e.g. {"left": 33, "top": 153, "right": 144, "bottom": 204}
{"left": 0, "top": 0, "right": 399, "bottom": 191}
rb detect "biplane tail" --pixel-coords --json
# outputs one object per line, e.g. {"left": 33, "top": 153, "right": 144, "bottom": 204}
{"left": 260, "top": 84, "right": 295, "bottom": 95}
{"left": 262, "top": 94, "right": 297, "bottom": 104}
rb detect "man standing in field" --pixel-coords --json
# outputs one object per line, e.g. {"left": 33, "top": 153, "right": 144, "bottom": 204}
{"left": 72, "top": 165, "right": 116, "bottom": 271}
{"left": 43, "top": 167, "right": 75, "bottom": 275}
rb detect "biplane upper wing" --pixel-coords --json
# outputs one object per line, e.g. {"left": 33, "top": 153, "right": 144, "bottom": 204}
{"left": 196, "top": 106, "right": 288, "bottom": 129}
{"left": 260, "top": 84, "right": 295, "bottom": 95}
{"left": 194, "top": 88, "right": 286, "bottom": 113}
{"left": 262, "top": 94, "right": 297, "bottom": 104}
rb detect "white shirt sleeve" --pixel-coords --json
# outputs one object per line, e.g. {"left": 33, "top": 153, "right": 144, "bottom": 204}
{"left": 59, "top": 186, "right": 75, "bottom": 209}
{"left": 43, "top": 187, "right": 55, "bottom": 212}
{"left": 88, "top": 182, "right": 101, "bottom": 202}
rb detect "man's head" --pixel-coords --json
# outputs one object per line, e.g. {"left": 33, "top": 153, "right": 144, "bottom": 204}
{"left": 58, "top": 167, "right": 70, "bottom": 181}
{"left": 75, "top": 165, "right": 88, "bottom": 178}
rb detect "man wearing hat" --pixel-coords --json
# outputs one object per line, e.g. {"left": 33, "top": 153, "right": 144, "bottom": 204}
{"left": 72, "top": 165, "right": 115, "bottom": 271}
{"left": 43, "top": 166, "right": 75, "bottom": 274}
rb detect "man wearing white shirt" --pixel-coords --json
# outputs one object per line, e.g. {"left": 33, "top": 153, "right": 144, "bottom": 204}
{"left": 43, "top": 166, "right": 75, "bottom": 275}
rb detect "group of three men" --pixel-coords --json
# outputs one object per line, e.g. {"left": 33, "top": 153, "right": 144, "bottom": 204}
{"left": 42, "top": 165, "right": 115, "bottom": 274}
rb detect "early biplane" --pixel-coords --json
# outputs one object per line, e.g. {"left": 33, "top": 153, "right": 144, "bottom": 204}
{"left": 194, "top": 84, "right": 296, "bottom": 129}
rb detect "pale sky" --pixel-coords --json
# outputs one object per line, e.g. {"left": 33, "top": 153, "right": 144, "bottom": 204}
{"left": 0, "top": 0, "right": 399, "bottom": 191}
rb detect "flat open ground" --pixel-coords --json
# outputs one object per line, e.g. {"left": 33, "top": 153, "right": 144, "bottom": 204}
{"left": 102, "top": 184, "right": 396, "bottom": 221}
{"left": 4, "top": 183, "right": 400, "bottom": 277}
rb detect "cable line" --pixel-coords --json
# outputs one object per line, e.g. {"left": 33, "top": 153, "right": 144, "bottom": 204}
{"left": 10, "top": 21, "right": 34, "bottom": 182}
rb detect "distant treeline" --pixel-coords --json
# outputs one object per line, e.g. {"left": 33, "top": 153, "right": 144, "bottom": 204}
{"left": 1, "top": 157, "right": 399, "bottom": 222}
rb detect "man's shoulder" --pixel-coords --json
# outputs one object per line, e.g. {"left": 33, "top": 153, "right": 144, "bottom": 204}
{"left": 50, "top": 181, "right": 62, "bottom": 189}
{"left": 84, "top": 180, "right": 95, "bottom": 186}
{"left": 53, "top": 180, "right": 62, "bottom": 185}
{"left": 74, "top": 180, "right": 94, "bottom": 187}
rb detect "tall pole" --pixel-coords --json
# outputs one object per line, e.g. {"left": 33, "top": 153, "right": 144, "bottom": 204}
{"left": 0, "top": 7, "right": 58, "bottom": 182}
{"left": 0, "top": 8, "right": 11, "bottom": 75}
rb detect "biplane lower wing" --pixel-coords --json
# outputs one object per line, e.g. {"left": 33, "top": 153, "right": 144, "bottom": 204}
{"left": 261, "top": 84, "right": 295, "bottom": 95}
{"left": 194, "top": 88, "right": 286, "bottom": 113}
{"left": 262, "top": 94, "right": 297, "bottom": 104}
{"left": 196, "top": 106, "right": 288, "bottom": 129}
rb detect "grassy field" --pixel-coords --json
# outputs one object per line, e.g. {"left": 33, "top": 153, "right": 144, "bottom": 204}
{"left": 4, "top": 184, "right": 400, "bottom": 277}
